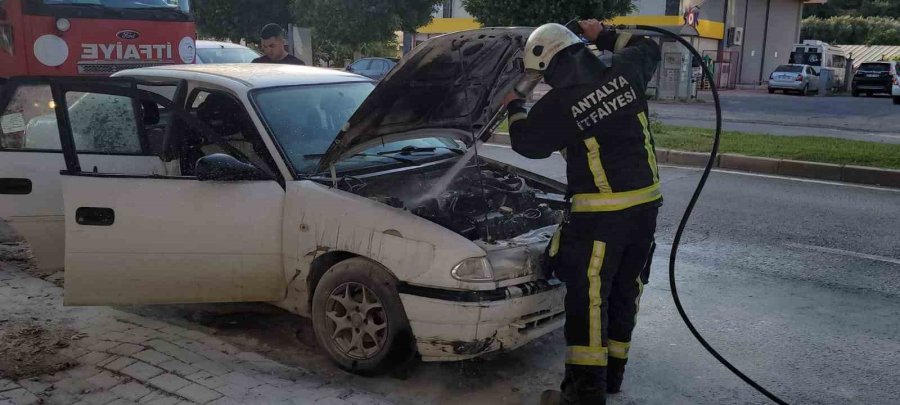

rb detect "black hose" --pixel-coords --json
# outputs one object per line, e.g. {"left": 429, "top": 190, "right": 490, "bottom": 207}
{"left": 618, "top": 24, "right": 789, "bottom": 405}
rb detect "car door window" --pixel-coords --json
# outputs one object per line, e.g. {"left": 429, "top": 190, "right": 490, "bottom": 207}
{"left": 1, "top": 83, "right": 153, "bottom": 154}
{"left": 1, "top": 84, "right": 59, "bottom": 150}
{"left": 183, "top": 89, "right": 277, "bottom": 176}
{"left": 66, "top": 92, "right": 143, "bottom": 153}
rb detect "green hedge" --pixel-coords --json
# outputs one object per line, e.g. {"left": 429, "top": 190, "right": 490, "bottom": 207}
{"left": 801, "top": 16, "right": 900, "bottom": 45}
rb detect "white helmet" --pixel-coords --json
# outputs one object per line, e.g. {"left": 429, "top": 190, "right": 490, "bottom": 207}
{"left": 523, "top": 23, "right": 583, "bottom": 72}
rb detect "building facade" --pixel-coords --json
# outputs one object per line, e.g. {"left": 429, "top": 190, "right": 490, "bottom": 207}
{"left": 410, "top": 0, "right": 818, "bottom": 88}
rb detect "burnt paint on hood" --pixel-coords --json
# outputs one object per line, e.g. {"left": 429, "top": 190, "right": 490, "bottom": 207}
{"left": 317, "top": 27, "right": 534, "bottom": 172}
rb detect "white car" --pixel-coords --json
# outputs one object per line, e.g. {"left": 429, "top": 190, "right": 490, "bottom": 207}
{"left": 892, "top": 63, "right": 900, "bottom": 105}
{"left": 195, "top": 40, "right": 260, "bottom": 64}
{"left": 0, "top": 28, "right": 566, "bottom": 372}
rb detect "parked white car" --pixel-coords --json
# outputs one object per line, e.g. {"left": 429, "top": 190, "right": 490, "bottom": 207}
{"left": 195, "top": 40, "right": 260, "bottom": 64}
{"left": 892, "top": 62, "right": 900, "bottom": 105}
{"left": 0, "top": 28, "right": 567, "bottom": 372}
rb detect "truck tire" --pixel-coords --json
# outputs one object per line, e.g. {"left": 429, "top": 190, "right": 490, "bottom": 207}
{"left": 312, "top": 257, "right": 415, "bottom": 375}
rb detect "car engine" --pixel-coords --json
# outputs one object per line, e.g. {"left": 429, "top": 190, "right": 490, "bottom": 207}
{"left": 344, "top": 161, "right": 567, "bottom": 242}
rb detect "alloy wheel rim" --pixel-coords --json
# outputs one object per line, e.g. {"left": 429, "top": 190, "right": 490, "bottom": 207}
{"left": 324, "top": 282, "right": 388, "bottom": 360}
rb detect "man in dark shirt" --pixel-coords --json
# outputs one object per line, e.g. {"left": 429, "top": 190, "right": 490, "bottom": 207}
{"left": 252, "top": 23, "right": 306, "bottom": 65}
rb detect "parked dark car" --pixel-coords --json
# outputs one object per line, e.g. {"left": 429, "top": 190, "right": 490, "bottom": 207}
{"left": 852, "top": 61, "right": 897, "bottom": 97}
{"left": 345, "top": 57, "right": 398, "bottom": 80}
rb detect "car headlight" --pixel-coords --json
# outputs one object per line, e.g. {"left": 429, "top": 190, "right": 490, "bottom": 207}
{"left": 451, "top": 257, "right": 493, "bottom": 282}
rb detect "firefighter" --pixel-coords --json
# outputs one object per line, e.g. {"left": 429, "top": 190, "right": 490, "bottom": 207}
{"left": 502, "top": 20, "right": 661, "bottom": 405}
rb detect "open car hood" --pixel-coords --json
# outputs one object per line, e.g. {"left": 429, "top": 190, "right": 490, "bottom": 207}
{"left": 317, "top": 27, "right": 533, "bottom": 172}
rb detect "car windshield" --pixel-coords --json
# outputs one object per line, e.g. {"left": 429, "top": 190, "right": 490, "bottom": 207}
{"left": 196, "top": 47, "right": 259, "bottom": 63}
{"left": 859, "top": 63, "right": 890, "bottom": 72}
{"left": 41, "top": 0, "right": 190, "bottom": 12}
{"left": 775, "top": 65, "right": 803, "bottom": 73}
{"left": 251, "top": 83, "right": 460, "bottom": 175}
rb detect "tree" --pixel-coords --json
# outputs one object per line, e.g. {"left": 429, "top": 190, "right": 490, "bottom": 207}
{"left": 294, "top": 0, "right": 439, "bottom": 54}
{"left": 804, "top": 0, "right": 900, "bottom": 19}
{"left": 462, "top": 0, "right": 634, "bottom": 27}
{"left": 193, "top": 0, "right": 294, "bottom": 44}
{"left": 801, "top": 16, "right": 900, "bottom": 45}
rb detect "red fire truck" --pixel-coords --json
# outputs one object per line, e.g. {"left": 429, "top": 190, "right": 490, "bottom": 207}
{"left": 0, "top": 0, "right": 196, "bottom": 82}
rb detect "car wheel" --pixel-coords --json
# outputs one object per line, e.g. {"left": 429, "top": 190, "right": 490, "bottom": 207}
{"left": 312, "top": 257, "right": 415, "bottom": 375}
{"left": 768, "top": 88, "right": 775, "bottom": 94}
{"left": 852, "top": 90, "right": 859, "bottom": 97}
{"left": 867, "top": 92, "right": 873, "bottom": 97}
{"left": 800, "top": 84, "right": 808, "bottom": 96}
{"left": 894, "top": 96, "right": 900, "bottom": 105}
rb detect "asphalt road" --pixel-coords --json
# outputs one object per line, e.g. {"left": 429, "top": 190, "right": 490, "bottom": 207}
{"left": 649, "top": 90, "right": 900, "bottom": 144}
{"left": 112, "top": 145, "right": 900, "bottom": 405}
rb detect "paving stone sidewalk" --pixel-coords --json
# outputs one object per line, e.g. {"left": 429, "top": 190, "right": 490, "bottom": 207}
{"left": 0, "top": 262, "right": 393, "bottom": 405}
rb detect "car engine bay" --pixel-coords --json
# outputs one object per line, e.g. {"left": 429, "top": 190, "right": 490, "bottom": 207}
{"left": 337, "top": 159, "right": 568, "bottom": 242}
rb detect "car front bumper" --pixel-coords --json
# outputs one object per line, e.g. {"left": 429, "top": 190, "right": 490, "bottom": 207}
{"left": 399, "top": 279, "right": 566, "bottom": 361}
{"left": 768, "top": 80, "right": 805, "bottom": 90}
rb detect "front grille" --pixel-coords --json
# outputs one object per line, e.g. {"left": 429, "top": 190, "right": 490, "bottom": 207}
{"left": 77, "top": 61, "right": 171, "bottom": 75}
{"left": 512, "top": 308, "right": 565, "bottom": 332}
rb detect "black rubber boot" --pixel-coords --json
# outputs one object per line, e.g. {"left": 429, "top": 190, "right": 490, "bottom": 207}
{"left": 606, "top": 357, "right": 627, "bottom": 394}
{"left": 540, "top": 390, "right": 562, "bottom": 405}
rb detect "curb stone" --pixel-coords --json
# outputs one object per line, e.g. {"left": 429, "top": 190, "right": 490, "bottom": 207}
{"left": 486, "top": 132, "right": 900, "bottom": 189}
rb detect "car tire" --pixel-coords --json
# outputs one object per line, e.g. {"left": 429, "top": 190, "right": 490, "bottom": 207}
{"left": 312, "top": 257, "right": 415, "bottom": 375}
{"left": 894, "top": 96, "right": 900, "bottom": 105}
{"left": 867, "top": 92, "right": 873, "bottom": 97}
{"left": 768, "top": 88, "right": 775, "bottom": 94}
{"left": 800, "top": 84, "right": 808, "bottom": 96}
{"left": 852, "top": 90, "right": 859, "bottom": 97}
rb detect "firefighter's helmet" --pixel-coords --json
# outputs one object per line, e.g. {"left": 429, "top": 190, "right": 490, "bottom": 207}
{"left": 523, "top": 23, "right": 583, "bottom": 72}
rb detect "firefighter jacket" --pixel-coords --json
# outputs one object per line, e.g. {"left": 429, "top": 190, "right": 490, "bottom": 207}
{"left": 507, "top": 30, "right": 662, "bottom": 241}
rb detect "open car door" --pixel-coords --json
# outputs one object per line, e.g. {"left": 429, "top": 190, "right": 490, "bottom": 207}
{"left": 0, "top": 77, "right": 171, "bottom": 271}
{"left": 51, "top": 78, "right": 286, "bottom": 306}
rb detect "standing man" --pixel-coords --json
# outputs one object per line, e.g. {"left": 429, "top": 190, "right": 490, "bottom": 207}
{"left": 252, "top": 23, "right": 306, "bottom": 65}
{"left": 503, "top": 20, "right": 661, "bottom": 405}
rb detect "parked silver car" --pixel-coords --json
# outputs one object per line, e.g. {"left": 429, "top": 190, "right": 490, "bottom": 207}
{"left": 345, "top": 57, "right": 398, "bottom": 81}
{"left": 768, "top": 64, "right": 820, "bottom": 96}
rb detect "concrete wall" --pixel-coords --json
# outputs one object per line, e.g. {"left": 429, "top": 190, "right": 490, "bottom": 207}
{"left": 684, "top": 0, "right": 727, "bottom": 23}
{"left": 452, "top": 0, "right": 471, "bottom": 18}
{"left": 732, "top": 0, "right": 803, "bottom": 85}
{"left": 433, "top": 0, "right": 471, "bottom": 18}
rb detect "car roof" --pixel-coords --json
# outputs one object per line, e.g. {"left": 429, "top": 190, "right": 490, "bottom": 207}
{"left": 113, "top": 64, "right": 372, "bottom": 90}
{"left": 196, "top": 40, "right": 251, "bottom": 49}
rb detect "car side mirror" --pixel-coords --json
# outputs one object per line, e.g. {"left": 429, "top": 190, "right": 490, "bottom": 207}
{"left": 195, "top": 153, "right": 270, "bottom": 181}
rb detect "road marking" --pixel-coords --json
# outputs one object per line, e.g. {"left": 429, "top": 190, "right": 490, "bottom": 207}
{"left": 664, "top": 166, "right": 900, "bottom": 193}
{"left": 786, "top": 243, "right": 900, "bottom": 266}
{"left": 483, "top": 143, "right": 900, "bottom": 193}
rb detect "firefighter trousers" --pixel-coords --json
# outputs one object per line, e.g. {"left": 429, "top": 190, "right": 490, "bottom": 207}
{"left": 551, "top": 228, "right": 655, "bottom": 404}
